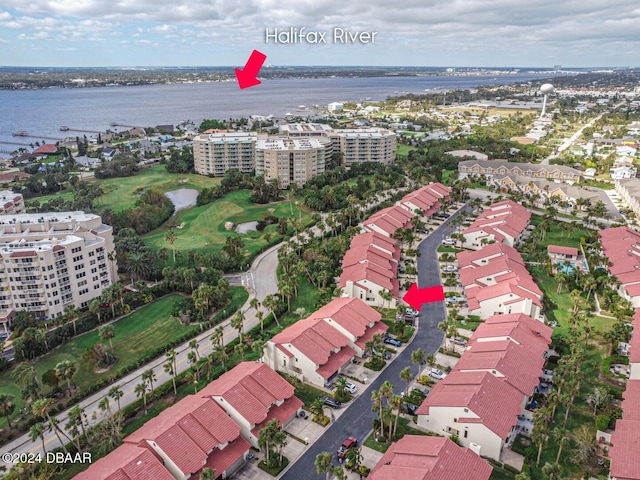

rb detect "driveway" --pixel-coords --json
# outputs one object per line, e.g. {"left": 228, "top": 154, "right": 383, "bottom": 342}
{"left": 279, "top": 211, "right": 467, "bottom": 480}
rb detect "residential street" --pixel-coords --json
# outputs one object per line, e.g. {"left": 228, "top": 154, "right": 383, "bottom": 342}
{"left": 280, "top": 210, "right": 467, "bottom": 480}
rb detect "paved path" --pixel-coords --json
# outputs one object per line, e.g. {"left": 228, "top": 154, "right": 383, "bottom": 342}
{"left": 279, "top": 210, "right": 467, "bottom": 480}
{"left": 1, "top": 244, "right": 281, "bottom": 465}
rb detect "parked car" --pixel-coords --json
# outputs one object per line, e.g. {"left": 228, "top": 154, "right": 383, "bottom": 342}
{"left": 384, "top": 337, "right": 402, "bottom": 347}
{"left": 337, "top": 436, "right": 358, "bottom": 459}
{"left": 321, "top": 396, "right": 342, "bottom": 409}
{"left": 452, "top": 337, "right": 467, "bottom": 346}
{"left": 403, "top": 403, "right": 418, "bottom": 415}
{"left": 343, "top": 381, "right": 357, "bottom": 394}
{"left": 442, "top": 265, "right": 458, "bottom": 272}
{"left": 404, "top": 314, "right": 415, "bottom": 325}
{"left": 429, "top": 368, "right": 447, "bottom": 380}
{"left": 406, "top": 308, "right": 419, "bottom": 316}
{"left": 442, "top": 238, "right": 456, "bottom": 246}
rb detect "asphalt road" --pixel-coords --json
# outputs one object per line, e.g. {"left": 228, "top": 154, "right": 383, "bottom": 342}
{"left": 280, "top": 211, "right": 467, "bottom": 480}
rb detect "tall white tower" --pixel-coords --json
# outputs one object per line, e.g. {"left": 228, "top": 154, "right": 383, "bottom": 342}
{"left": 539, "top": 83, "right": 554, "bottom": 117}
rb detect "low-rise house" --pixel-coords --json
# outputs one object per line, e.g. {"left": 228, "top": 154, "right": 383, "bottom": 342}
{"left": 75, "top": 443, "right": 175, "bottom": 480}
{"left": 362, "top": 205, "right": 414, "bottom": 237}
{"left": 458, "top": 243, "right": 543, "bottom": 319}
{"left": 368, "top": 435, "right": 493, "bottom": 480}
{"left": 599, "top": 226, "right": 640, "bottom": 307}
{"left": 199, "top": 362, "right": 303, "bottom": 449}
{"left": 469, "top": 313, "right": 553, "bottom": 357}
{"left": 611, "top": 165, "right": 637, "bottom": 180}
{"left": 416, "top": 371, "right": 524, "bottom": 461}
{"left": 458, "top": 159, "right": 581, "bottom": 183}
{"left": 122, "top": 395, "right": 250, "bottom": 480}
{"left": 398, "top": 182, "right": 451, "bottom": 217}
{"left": 264, "top": 298, "right": 385, "bottom": 387}
{"left": 547, "top": 245, "right": 579, "bottom": 264}
{"left": 461, "top": 200, "right": 530, "bottom": 249}
{"left": 616, "top": 178, "right": 640, "bottom": 218}
{"left": 609, "top": 380, "right": 640, "bottom": 480}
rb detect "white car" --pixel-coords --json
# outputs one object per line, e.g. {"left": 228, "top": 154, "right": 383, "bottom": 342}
{"left": 344, "top": 381, "right": 357, "bottom": 394}
{"left": 442, "top": 265, "right": 458, "bottom": 272}
{"left": 442, "top": 238, "right": 456, "bottom": 246}
{"left": 429, "top": 368, "right": 447, "bottom": 380}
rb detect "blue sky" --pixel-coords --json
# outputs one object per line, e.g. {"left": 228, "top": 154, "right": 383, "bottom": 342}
{"left": 1, "top": 0, "right": 639, "bottom": 67}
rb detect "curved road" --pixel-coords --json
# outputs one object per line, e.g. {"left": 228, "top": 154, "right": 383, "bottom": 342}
{"left": 1, "top": 243, "right": 281, "bottom": 464}
{"left": 280, "top": 208, "right": 468, "bottom": 480}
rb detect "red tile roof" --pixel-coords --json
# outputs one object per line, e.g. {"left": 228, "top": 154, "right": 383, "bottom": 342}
{"left": 9, "top": 250, "right": 37, "bottom": 258}
{"left": 547, "top": 245, "right": 579, "bottom": 257}
{"left": 350, "top": 231, "right": 398, "bottom": 254}
{"left": 454, "top": 340, "right": 545, "bottom": 396}
{"left": 621, "top": 380, "right": 640, "bottom": 421}
{"left": 33, "top": 144, "right": 58, "bottom": 154}
{"left": 339, "top": 262, "right": 399, "bottom": 296}
{"left": 202, "top": 436, "right": 250, "bottom": 476}
{"left": 610, "top": 419, "right": 640, "bottom": 480}
{"left": 369, "top": 435, "right": 492, "bottom": 480}
{"left": 416, "top": 371, "right": 523, "bottom": 438}
{"left": 250, "top": 396, "right": 305, "bottom": 436}
{"left": 599, "top": 227, "right": 640, "bottom": 297}
{"left": 342, "top": 245, "right": 394, "bottom": 271}
{"left": 310, "top": 297, "right": 383, "bottom": 338}
{"left": 316, "top": 346, "right": 356, "bottom": 379}
{"left": 470, "top": 313, "right": 552, "bottom": 354}
{"left": 200, "top": 362, "right": 298, "bottom": 427}
{"left": 462, "top": 200, "right": 530, "bottom": 244}
{"left": 75, "top": 444, "right": 174, "bottom": 480}
{"left": 457, "top": 242, "right": 521, "bottom": 267}
{"left": 630, "top": 309, "right": 640, "bottom": 363}
{"left": 123, "top": 395, "right": 241, "bottom": 476}
{"left": 355, "top": 321, "right": 388, "bottom": 349}
{"left": 272, "top": 316, "right": 350, "bottom": 365}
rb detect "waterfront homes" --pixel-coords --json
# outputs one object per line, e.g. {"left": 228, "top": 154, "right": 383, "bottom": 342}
{"left": 457, "top": 242, "right": 543, "bottom": 319}
{"left": 458, "top": 159, "right": 582, "bottom": 184}
{"left": 368, "top": 435, "right": 493, "bottom": 480}
{"left": 263, "top": 297, "right": 387, "bottom": 388}
{"left": 0, "top": 211, "right": 117, "bottom": 321}
{"left": 599, "top": 226, "right": 640, "bottom": 307}
{"left": 193, "top": 132, "right": 258, "bottom": 176}
{"left": 199, "top": 362, "right": 303, "bottom": 449}
{"left": 461, "top": 200, "right": 531, "bottom": 250}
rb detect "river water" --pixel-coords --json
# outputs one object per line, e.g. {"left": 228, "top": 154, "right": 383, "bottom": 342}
{"left": 0, "top": 73, "right": 556, "bottom": 157}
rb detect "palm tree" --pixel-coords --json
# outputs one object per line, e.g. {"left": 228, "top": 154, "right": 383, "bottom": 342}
{"left": 310, "top": 398, "right": 326, "bottom": 422}
{"left": 411, "top": 348, "right": 427, "bottom": 378}
{"left": 29, "top": 422, "right": 46, "bottom": 454}
{"left": 64, "top": 305, "right": 79, "bottom": 337}
{"left": 0, "top": 394, "right": 15, "bottom": 429}
{"left": 55, "top": 360, "right": 77, "bottom": 397}
{"left": 263, "top": 294, "right": 280, "bottom": 326}
{"left": 314, "top": 452, "right": 333, "bottom": 480}
{"left": 230, "top": 310, "right": 245, "bottom": 343}
{"left": 211, "top": 325, "right": 224, "bottom": 348}
{"left": 89, "top": 298, "right": 102, "bottom": 324}
{"left": 126, "top": 252, "right": 152, "bottom": 282}
{"left": 570, "top": 425, "right": 597, "bottom": 466}
{"left": 109, "top": 386, "right": 124, "bottom": 412}
{"left": 99, "top": 324, "right": 115, "bottom": 354}
{"left": 551, "top": 426, "right": 569, "bottom": 464}
{"left": 165, "top": 229, "right": 177, "bottom": 262}
{"left": 32, "top": 398, "right": 69, "bottom": 454}
{"left": 164, "top": 349, "right": 178, "bottom": 395}
{"left": 390, "top": 394, "right": 403, "bottom": 438}
{"left": 135, "top": 381, "right": 150, "bottom": 414}
{"left": 213, "top": 344, "right": 228, "bottom": 371}
{"left": 400, "top": 366, "right": 413, "bottom": 395}
{"left": 142, "top": 368, "right": 156, "bottom": 393}
{"left": 11, "top": 361, "right": 40, "bottom": 398}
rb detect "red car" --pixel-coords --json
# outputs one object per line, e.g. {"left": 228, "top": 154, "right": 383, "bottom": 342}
{"left": 337, "top": 436, "right": 357, "bottom": 459}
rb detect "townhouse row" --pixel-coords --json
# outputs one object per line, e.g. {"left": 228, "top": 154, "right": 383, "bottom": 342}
{"left": 458, "top": 159, "right": 582, "bottom": 184}
{"left": 77, "top": 362, "right": 303, "bottom": 480}
{"left": 460, "top": 199, "right": 531, "bottom": 250}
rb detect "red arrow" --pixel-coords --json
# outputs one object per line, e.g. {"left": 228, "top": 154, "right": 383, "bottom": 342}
{"left": 403, "top": 283, "right": 445, "bottom": 311}
{"left": 235, "top": 49, "right": 267, "bottom": 89}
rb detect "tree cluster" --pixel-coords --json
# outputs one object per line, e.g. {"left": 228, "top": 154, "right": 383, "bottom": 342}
{"left": 165, "top": 146, "right": 194, "bottom": 173}
{"left": 94, "top": 153, "right": 140, "bottom": 179}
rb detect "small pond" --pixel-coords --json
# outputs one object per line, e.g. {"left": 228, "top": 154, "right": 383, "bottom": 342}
{"left": 236, "top": 221, "right": 259, "bottom": 234}
{"left": 165, "top": 188, "right": 198, "bottom": 211}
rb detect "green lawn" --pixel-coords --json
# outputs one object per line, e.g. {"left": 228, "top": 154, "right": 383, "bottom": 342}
{"left": 396, "top": 144, "right": 417, "bottom": 159}
{"left": 0, "top": 289, "right": 246, "bottom": 429}
{"left": 31, "top": 166, "right": 221, "bottom": 212}
{"left": 143, "top": 189, "right": 312, "bottom": 257}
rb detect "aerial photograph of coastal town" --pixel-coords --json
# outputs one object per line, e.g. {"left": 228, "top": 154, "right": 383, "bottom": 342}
{"left": 0, "top": 1, "right": 639, "bottom": 479}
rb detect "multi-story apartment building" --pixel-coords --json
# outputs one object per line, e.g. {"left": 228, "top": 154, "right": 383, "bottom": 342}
{"left": 255, "top": 136, "right": 331, "bottom": 188}
{"left": 0, "top": 212, "right": 117, "bottom": 321}
{"left": 0, "top": 191, "right": 25, "bottom": 215}
{"left": 279, "top": 124, "right": 397, "bottom": 167}
{"left": 330, "top": 128, "right": 396, "bottom": 166}
{"left": 193, "top": 132, "right": 258, "bottom": 176}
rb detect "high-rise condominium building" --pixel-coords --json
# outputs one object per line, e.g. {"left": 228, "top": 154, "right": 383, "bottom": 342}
{"left": 0, "top": 212, "right": 117, "bottom": 321}
{"left": 255, "top": 137, "right": 331, "bottom": 188}
{"left": 193, "top": 132, "right": 258, "bottom": 176}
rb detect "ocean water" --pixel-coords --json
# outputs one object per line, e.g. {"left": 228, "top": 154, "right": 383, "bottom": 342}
{"left": 0, "top": 73, "right": 553, "bottom": 156}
